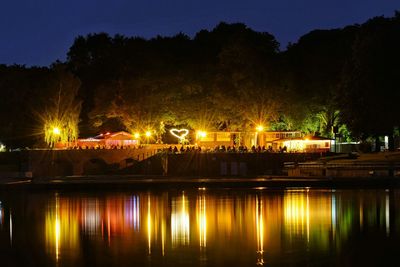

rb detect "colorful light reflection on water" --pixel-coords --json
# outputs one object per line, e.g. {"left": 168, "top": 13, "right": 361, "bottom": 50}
{"left": 0, "top": 188, "right": 399, "bottom": 266}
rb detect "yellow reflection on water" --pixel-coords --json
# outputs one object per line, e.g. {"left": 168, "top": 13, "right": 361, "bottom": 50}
{"left": 45, "top": 195, "right": 79, "bottom": 262}
{"left": 161, "top": 217, "right": 166, "bottom": 256}
{"left": 284, "top": 191, "right": 310, "bottom": 238}
{"left": 171, "top": 192, "right": 190, "bottom": 246}
{"left": 197, "top": 194, "right": 207, "bottom": 248}
{"left": 147, "top": 194, "right": 152, "bottom": 255}
{"left": 144, "top": 193, "right": 169, "bottom": 256}
{"left": 256, "top": 195, "right": 264, "bottom": 265}
{"left": 55, "top": 212, "right": 60, "bottom": 260}
{"left": 284, "top": 190, "right": 334, "bottom": 249}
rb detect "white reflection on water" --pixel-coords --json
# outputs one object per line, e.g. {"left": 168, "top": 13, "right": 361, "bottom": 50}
{"left": 82, "top": 199, "right": 100, "bottom": 236}
{"left": 359, "top": 199, "right": 364, "bottom": 230}
{"left": 331, "top": 192, "right": 336, "bottom": 237}
{"left": 9, "top": 210, "right": 12, "bottom": 246}
{"left": 386, "top": 192, "right": 390, "bottom": 236}
{"left": 126, "top": 195, "right": 140, "bottom": 231}
{"left": 0, "top": 201, "right": 2, "bottom": 227}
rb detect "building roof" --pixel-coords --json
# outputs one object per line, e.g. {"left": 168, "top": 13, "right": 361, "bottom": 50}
{"left": 304, "top": 135, "right": 334, "bottom": 141}
{"left": 107, "top": 131, "right": 134, "bottom": 140}
{"left": 93, "top": 131, "right": 134, "bottom": 140}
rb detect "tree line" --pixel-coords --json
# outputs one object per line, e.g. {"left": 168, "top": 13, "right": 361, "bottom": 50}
{"left": 0, "top": 12, "right": 399, "bottom": 150}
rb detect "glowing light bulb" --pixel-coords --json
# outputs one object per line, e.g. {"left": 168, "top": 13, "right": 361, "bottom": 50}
{"left": 53, "top": 127, "right": 60, "bottom": 135}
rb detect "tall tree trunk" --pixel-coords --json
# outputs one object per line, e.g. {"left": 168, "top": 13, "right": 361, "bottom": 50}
{"left": 375, "top": 136, "right": 381, "bottom": 152}
{"left": 389, "top": 135, "right": 395, "bottom": 151}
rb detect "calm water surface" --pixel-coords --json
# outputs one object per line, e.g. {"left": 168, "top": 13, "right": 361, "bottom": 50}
{"left": 0, "top": 187, "right": 399, "bottom": 266}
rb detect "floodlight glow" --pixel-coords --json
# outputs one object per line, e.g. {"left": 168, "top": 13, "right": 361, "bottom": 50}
{"left": 145, "top": 131, "right": 152, "bottom": 137}
{"left": 134, "top": 133, "right": 140, "bottom": 139}
{"left": 256, "top": 125, "right": 264, "bottom": 132}
{"left": 196, "top": 130, "right": 207, "bottom": 139}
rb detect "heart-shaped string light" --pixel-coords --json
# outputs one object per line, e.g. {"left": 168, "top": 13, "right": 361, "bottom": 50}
{"left": 170, "top": 128, "right": 189, "bottom": 141}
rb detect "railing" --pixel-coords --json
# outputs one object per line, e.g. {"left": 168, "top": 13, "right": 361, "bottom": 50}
{"left": 284, "top": 162, "right": 400, "bottom": 177}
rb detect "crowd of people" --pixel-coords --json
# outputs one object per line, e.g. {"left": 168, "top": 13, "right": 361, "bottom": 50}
{"left": 61, "top": 143, "right": 290, "bottom": 153}
{"left": 163, "top": 145, "right": 288, "bottom": 154}
{"left": 66, "top": 144, "right": 145, "bottom": 150}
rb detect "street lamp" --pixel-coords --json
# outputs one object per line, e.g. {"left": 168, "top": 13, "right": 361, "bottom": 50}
{"left": 145, "top": 131, "right": 152, "bottom": 144}
{"left": 196, "top": 130, "right": 207, "bottom": 140}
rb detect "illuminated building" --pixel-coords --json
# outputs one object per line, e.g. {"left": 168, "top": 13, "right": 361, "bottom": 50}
{"left": 78, "top": 131, "right": 139, "bottom": 148}
{"left": 274, "top": 135, "right": 332, "bottom": 152}
{"left": 196, "top": 130, "right": 302, "bottom": 148}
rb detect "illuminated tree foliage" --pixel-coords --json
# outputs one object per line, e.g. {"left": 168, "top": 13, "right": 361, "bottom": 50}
{"left": 42, "top": 66, "right": 81, "bottom": 147}
{"left": 1, "top": 14, "right": 400, "bottom": 149}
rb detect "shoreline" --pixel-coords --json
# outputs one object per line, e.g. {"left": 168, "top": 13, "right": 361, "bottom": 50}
{"left": 1, "top": 175, "right": 399, "bottom": 190}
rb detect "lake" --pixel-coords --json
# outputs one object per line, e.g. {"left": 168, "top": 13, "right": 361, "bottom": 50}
{"left": 0, "top": 187, "right": 399, "bottom": 266}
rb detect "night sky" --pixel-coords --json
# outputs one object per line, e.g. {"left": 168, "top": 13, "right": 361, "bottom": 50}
{"left": 1, "top": 0, "right": 399, "bottom": 66}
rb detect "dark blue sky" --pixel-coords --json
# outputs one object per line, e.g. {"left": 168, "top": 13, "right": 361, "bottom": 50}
{"left": 1, "top": 0, "right": 398, "bottom": 66}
